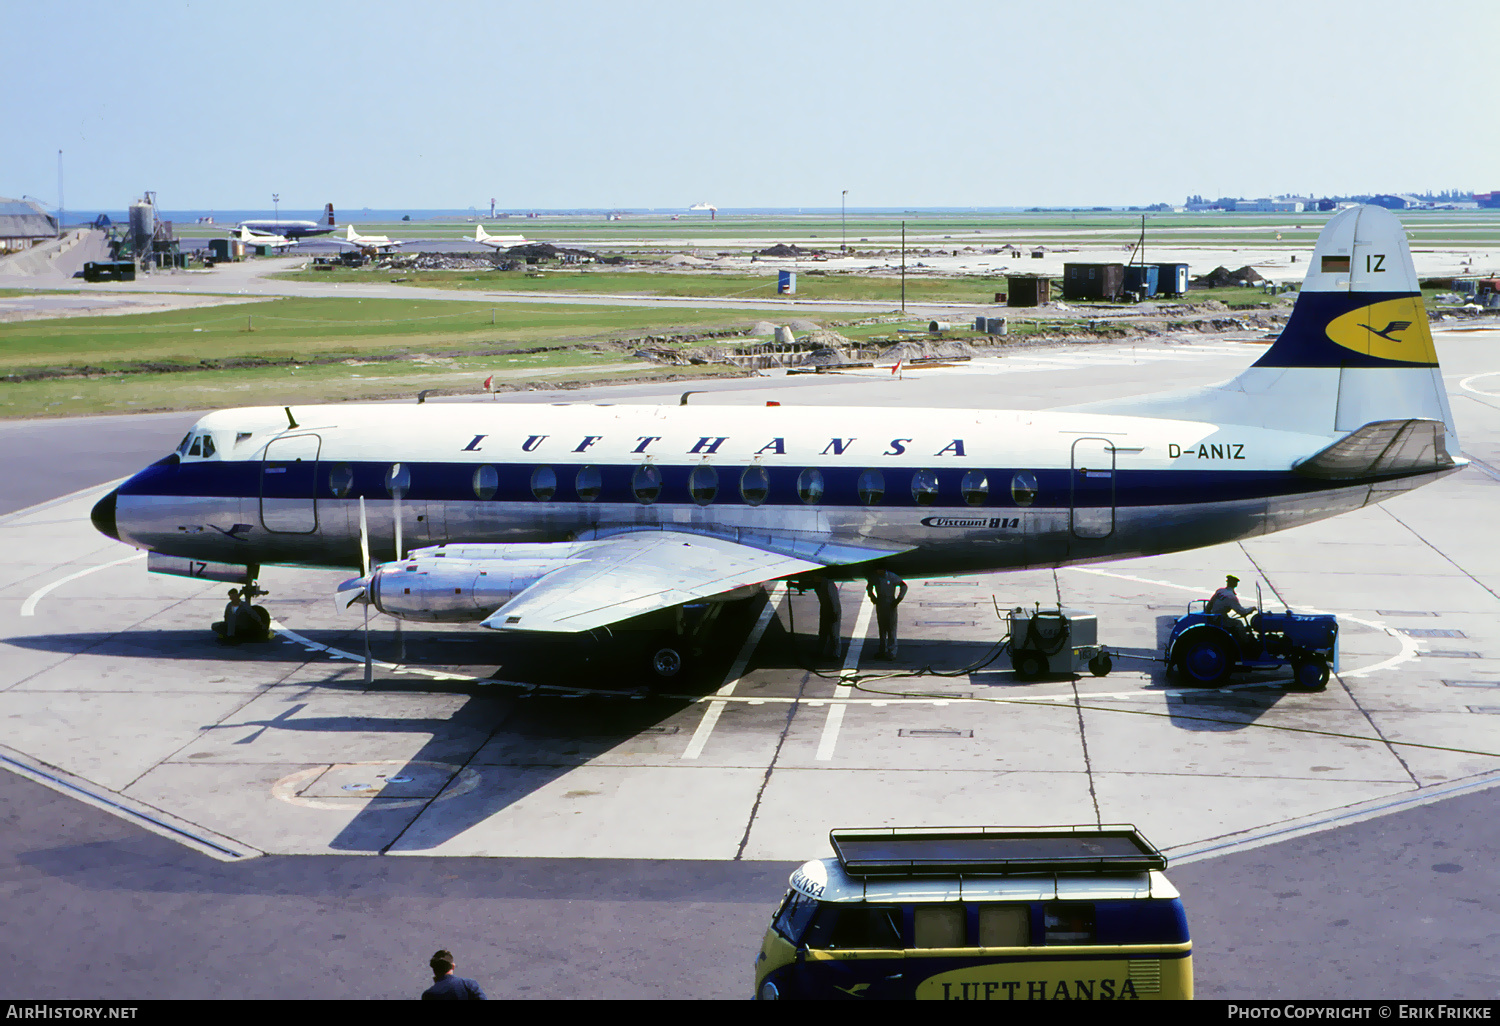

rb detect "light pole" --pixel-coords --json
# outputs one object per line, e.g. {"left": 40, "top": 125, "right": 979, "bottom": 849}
{"left": 57, "top": 150, "right": 64, "bottom": 236}
{"left": 272, "top": 193, "right": 280, "bottom": 226}
{"left": 841, "top": 189, "right": 847, "bottom": 252}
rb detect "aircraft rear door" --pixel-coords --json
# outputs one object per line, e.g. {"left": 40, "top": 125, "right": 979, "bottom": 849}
{"left": 261, "top": 434, "right": 321, "bottom": 533}
{"left": 1070, "top": 437, "right": 1115, "bottom": 539}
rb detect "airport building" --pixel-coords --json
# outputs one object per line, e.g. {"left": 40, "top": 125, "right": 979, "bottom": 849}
{"left": 0, "top": 196, "right": 58, "bottom": 252}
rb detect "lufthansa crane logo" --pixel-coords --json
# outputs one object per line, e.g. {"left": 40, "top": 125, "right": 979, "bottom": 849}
{"left": 1360, "top": 320, "right": 1412, "bottom": 342}
{"left": 1325, "top": 298, "right": 1436, "bottom": 364}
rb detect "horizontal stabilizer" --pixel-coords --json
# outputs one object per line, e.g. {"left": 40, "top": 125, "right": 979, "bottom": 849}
{"left": 1293, "top": 419, "right": 1456, "bottom": 481}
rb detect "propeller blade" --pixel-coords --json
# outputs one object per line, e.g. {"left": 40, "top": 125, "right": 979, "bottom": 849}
{"left": 358, "top": 495, "right": 370, "bottom": 577}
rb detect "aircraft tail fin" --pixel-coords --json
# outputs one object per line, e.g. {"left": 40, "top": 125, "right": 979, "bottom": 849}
{"left": 1059, "top": 205, "right": 1456, "bottom": 447}
{"left": 475, "top": 224, "right": 491, "bottom": 243}
{"left": 346, "top": 224, "right": 357, "bottom": 241}
{"left": 324, "top": 203, "right": 335, "bottom": 226}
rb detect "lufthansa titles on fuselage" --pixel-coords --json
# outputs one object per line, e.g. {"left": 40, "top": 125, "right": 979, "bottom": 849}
{"left": 458, "top": 434, "right": 972, "bottom": 458}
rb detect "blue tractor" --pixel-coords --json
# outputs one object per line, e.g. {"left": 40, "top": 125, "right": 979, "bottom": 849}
{"left": 1165, "top": 598, "right": 1338, "bottom": 691}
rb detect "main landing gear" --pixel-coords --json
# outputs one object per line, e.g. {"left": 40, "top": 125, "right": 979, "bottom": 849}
{"left": 212, "top": 580, "right": 273, "bottom": 645}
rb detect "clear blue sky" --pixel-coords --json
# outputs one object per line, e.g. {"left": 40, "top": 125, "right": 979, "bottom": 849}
{"left": 8, "top": 0, "right": 1495, "bottom": 211}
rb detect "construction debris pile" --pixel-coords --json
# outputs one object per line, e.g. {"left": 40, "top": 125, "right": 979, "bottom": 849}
{"left": 1192, "top": 265, "right": 1266, "bottom": 288}
{"left": 377, "top": 253, "right": 504, "bottom": 271}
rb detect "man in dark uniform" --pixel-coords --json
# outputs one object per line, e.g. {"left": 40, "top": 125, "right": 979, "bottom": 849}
{"left": 813, "top": 574, "right": 842, "bottom": 660}
{"left": 1207, "top": 574, "right": 1257, "bottom": 651}
{"left": 212, "top": 588, "right": 244, "bottom": 644}
{"left": 421, "top": 949, "right": 486, "bottom": 1000}
{"left": 866, "top": 568, "right": 909, "bottom": 660}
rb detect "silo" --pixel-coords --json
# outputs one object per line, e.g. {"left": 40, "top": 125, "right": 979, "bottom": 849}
{"left": 129, "top": 198, "right": 155, "bottom": 261}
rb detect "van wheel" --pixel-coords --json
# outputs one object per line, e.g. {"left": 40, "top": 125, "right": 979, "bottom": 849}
{"left": 649, "top": 646, "right": 685, "bottom": 679}
{"left": 1179, "top": 636, "right": 1233, "bottom": 687}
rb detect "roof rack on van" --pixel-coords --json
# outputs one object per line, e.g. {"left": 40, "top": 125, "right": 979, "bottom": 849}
{"left": 829, "top": 824, "right": 1166, "bottom": 877}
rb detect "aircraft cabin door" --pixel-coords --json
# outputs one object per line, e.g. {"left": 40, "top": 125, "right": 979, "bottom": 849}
{"left": 261, "top": 434, "right": 321, "bottom": 533}
{"left": 1070, "top": 437, "right": 1115, "bottom": 539}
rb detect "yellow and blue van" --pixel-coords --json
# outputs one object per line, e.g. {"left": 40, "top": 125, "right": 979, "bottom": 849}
{"left": 754, "top": 825, "right": 1191, "bottom": 1000}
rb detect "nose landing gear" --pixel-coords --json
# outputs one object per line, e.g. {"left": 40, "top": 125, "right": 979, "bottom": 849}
{"left": 212, "top": 580, "right": 273, "bottom": 644}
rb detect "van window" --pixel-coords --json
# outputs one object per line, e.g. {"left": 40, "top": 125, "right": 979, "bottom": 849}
{"left": 913, "top": 906, "right": 965, "bottom": 948}
{"left": 978, "top": 904, "right": 1030, "bottom": 947}
{"left": 771, "top": 891, "right": 819, "bottom": 944}
{"left": 1043, "top": 902, "right": 1096, "bottom": 944}
{"left": 808, "top": 904, "right": 903, "bottom": 951}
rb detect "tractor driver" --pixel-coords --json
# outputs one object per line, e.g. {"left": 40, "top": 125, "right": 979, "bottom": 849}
{"left": 1208, "top": 574, "right": 1257, "bottom": 649}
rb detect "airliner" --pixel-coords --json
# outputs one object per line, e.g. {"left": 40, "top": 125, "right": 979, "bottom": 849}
{"left": 238, "top": 203, "right": 336, "bottom": 239}
{"left": 91, "top": 206, "right": 1460, "bottom": 675}
{"left": 232, "top": 225, "right": 297, "bottom": 250}
{"left": 330, "top": 224, "right": 405, "bottom": 252}
{"left": 473, "top": 224, "right": 528, "bottom": 250}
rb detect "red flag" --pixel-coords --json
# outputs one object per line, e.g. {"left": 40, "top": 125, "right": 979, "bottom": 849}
{"left": 483, "top": 374, "right": 494, "bottom": 391}
{"left": 891, "top": 358, "right": 902, "bottom": 375}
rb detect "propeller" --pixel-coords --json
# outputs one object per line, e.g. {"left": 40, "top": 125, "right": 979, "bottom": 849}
{"left": 360, "top": 495, "right": 373, "bottom": 683}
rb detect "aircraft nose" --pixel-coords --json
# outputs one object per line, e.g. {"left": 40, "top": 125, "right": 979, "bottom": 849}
{"left": 91, "top": 488, "right": 119, "bottom": 541}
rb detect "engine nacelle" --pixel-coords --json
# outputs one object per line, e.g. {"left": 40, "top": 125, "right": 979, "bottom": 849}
{"left": 367, "top": 557, "right": 563, "bottom": 623}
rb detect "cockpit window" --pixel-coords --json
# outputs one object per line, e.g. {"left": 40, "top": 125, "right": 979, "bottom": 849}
{"left": 188, "top": 436, "right": 202, "bottom": 457}
{"left": 177, "top": 433, "right": 193, "bottom": 456}
{"left": 201, "top": 435, "right": 216, "bottom": 458}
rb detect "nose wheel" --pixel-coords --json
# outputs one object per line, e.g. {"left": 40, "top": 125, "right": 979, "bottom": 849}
{"left": 212, "top": 581, "right": 273, "bottom": 644}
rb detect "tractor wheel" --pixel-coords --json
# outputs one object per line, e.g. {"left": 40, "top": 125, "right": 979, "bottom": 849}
{"left": 1178, "top": 635, "right": 1234, "bottom": 687}
{"left": 1289, "top": 657, "right": 1330, "bottom": 692}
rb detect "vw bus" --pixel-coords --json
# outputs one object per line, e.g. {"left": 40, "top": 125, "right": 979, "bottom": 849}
{"left": 754, "top": 825, "right": 1191, "bottom": 1000}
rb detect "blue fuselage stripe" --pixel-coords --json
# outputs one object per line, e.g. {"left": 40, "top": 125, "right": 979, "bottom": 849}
{"left": 120, "top": 457, "right": 1349, "bottom": 509}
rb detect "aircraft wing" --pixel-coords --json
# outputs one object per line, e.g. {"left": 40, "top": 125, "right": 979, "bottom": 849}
{"left": 479, "top": 530, "right": 902, "bottom": 633}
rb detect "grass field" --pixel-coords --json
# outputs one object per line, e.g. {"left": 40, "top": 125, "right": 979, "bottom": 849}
{"left": 0, "top": 295, "right": 785, "bottom": 418}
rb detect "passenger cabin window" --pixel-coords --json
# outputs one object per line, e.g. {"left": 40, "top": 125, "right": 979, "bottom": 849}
{"left": 809, "top": 904, "right": 903, "bottom": 951}
{"left": 575, "top": 466, "right": 602, "bottom": 502}
{"left": 857, "top": 469, "right": 884, "bottom": 506}
{"left": 472, "top": 465, "right": 498, "bottom": 500}
{"left": 1011, "top": 470, "right": 1039, "bottom": 507}
{"left": 978, "top": 905, "right": 1030, "bottom": 947}
{"left": 911, "top": 468, "right": 939, "bottom": 506}
{"left": 1043, "top": 902, "right": 1096, "bottom": 945}
{"left": 688, "top": 464, "right": 718, "bottom": 506}
{"left": 531, "top": 466, "right": 557, "bottom": 502}
{"left": 740, "top": 465, "right": 770, "bottom": 506}
{"left": 913, "top": 906, "right": 966, "bottom": 949}
{"left": 797, "top": 468, "right": 824, "bottom": 505}
{"left": 632, "top": 464, "right": 662, "bottom": 504}
{"left": 385, "top": 464, "right": 411, "bottom": 498}
{"left": 961, "top": 470, "right": 989, "bottom": 507}
{"left": 328, "top": 464, "right": 354, "bottom": 498}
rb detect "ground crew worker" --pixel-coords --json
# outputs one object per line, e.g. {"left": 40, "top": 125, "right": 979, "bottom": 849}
{"left": 813, "top": 574, "right": 842, "bottom": 660}
{"left": 421, "top": 949, "right": 486, "bottom": 1000}
{"left": 866, "top": 569, "right": 909, "bottom": 660}
{"left": 213, "top": 588, "right": 244, "bottom": 644}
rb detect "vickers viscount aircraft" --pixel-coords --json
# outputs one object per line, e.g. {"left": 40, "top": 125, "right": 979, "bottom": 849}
{"left": 472, "top": 224, "right": 528, "bottom": 250}
{"left": 231, "top": 225, "right": 297, "bottom": 250}
{"left": 92, "top": 206, "right": 1460, "bottom": 675}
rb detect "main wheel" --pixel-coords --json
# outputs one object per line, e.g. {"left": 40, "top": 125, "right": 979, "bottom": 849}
{"left": 1289, "top": 657, "right": 1330, "bottom": 692}
{"left": 245, "top": 604, "right": 273, "bottom": 642}
{"left": 1178, "top": 635, "right": 1234, "bottom": 687}
{"left": 649, "top": 646, "right": 685, "bottom": 680}
{"left": 1012, "top": 652, "right": 1047, "bottom": 681}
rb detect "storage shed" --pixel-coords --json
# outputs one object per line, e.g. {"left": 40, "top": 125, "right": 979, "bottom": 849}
{"left": 1154, "top": 262, "right": 1190, "bottom": 298}
{"left": 1062, "top": 262, "right": 1125, "bottom": 301}
{"left": 1005, "top": 273, "right": 1051, "bottom": 307}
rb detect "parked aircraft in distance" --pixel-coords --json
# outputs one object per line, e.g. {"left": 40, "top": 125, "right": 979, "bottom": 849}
{"left": 93, "top": 207, "right": 1460, "bottom": 678}
{"left": 231, "top": 225, "right": 297, "bottom": 250}
{"left": 328, "top": 224, "right": 405, "bottom": 252}
{"left": 238, "top": 203, "right": 335, "bottom": 239}
{"left": 473, "top": 224, "right": 528, "bottom": 249}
